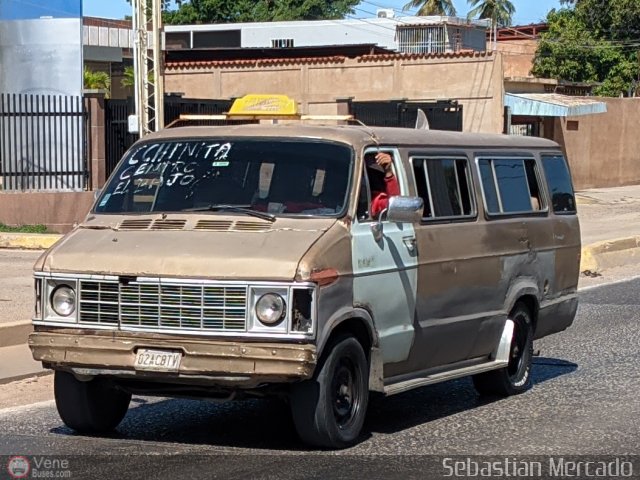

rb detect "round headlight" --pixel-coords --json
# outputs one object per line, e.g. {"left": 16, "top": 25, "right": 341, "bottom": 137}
{"left": 255, "top": 293, "right": 286, "bottom": 325}
{"left": 51, "top": 285, "right": 76, "bottom": 317}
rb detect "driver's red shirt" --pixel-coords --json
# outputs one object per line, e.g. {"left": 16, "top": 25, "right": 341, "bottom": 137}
{"left": 371, "top": 175, "right": 400, "bottom": 218}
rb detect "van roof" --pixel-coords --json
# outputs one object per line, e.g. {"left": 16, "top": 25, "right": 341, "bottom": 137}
{"left": 144, "top": 124, "right": 561, "bottom": 150}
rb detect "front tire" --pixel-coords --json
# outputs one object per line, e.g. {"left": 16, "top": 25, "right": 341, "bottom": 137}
{"left": 54, "top": 370, "right": 131, "bottom": 433}
{"left": 290, "top": 335, "right": 369, "bottom": 449}
{"left": 473, "top": 302, "right": 534, "bottom": 397}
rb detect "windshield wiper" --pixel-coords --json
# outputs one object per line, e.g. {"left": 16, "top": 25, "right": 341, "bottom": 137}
{"left": 184, "top": 204, "right": 276, "bottom": 223}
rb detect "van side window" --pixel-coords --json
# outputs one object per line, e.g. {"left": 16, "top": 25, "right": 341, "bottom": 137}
{"left": 356, "top": 171, "right": 372, "bottom": 221}
{"left": 360, "top": 149, "right": 400, "bottom": 222}
{"left": 412, "top": 157, "right": 474, "bottom": 220}
{"left": 541, "top": 155, "right": 576, "bottom": 214}
{"left": 478, "top": 158, "right": 543, "bottom": 215}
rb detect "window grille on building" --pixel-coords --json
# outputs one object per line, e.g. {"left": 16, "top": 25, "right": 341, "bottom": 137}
{"left": 397, "top": 25, "right": 447, "bottom": 54}
{"left": 271, "top": 38, "right": 294, "bottom": 48}
{"left": 510, "top": 123, "right": 540, "bottom": 136}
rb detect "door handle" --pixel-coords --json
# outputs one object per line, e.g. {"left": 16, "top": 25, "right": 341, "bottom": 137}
{"left": 403, "top": 236, "right": 417, "bottom": 253}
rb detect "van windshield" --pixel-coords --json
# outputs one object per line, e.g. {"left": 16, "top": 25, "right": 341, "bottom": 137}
{"left": 95, "top": 139, "right": 353, "bottom": 217}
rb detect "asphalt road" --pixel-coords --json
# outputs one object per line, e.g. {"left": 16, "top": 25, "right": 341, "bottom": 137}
{"left": 0, "top": 278, "right": 639, "bottom": 479}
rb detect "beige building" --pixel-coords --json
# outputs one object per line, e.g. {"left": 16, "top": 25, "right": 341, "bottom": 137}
{"left": 165, "top": 50, "right": 505, "bottom": 134}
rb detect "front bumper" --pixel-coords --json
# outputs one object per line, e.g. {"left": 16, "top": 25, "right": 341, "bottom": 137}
{"left": 29, "top": 329, "right": 317, "bottom": 387}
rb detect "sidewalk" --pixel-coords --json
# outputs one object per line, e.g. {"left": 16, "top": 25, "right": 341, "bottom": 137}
{"left": 576, "top": 184, "right": 640, "bottom": 245}
{"left": 2, "top": 184, "right": 640, "bottom": 383}
{"left": 576, "top": 185, "right": 640, "bottom": 272}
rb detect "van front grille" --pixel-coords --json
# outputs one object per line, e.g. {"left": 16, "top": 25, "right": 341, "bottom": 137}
{"left": 79, "top": 280, "right": 247, "bottom": 332}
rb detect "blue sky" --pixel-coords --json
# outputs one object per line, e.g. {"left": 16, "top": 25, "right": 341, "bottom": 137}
{"left": 83, "top": 0, "right": 562, "bottom": 25}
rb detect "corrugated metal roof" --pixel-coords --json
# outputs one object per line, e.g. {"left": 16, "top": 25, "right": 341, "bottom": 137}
{"left": 505, "top": 93, "right": 607, "bottom": 117}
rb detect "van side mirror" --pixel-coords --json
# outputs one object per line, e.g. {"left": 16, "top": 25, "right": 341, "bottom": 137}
{"left": 386, "top": 195, "right": 423, "bottom": 223}
{"left": 370, "top": 196, "right": 423, "bottom": 242}
{"left": 93, "top": 188, "right": 102, "bottom": 201}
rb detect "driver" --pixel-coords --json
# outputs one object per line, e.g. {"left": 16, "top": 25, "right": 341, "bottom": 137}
{"left": 366, "top": 152, "right": 400, "bottom": 218}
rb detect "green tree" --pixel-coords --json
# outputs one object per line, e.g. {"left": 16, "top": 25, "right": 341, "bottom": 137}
{"left": 402, "top": 0, "right": 456, "bottom": 16}
{"left": 466, "top": 0, "right": 515, "bottom": 27}
{"left": 83, "top": 68, "right": 111, "bottom": 97}
{"left": 532, "top": 2, "right": 640, "bottom": 97}
{"left": 121, "top": 66, "right": 135, "bottom": 88}
{"left": 159, "top": 0, "right": 360, "bottom": 24}
{"left": 121, "top": 66, "right": 154, "bottom": 88}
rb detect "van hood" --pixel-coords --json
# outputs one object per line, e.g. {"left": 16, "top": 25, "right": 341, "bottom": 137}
{"left": 38, "top": 214, "right": 336, "bottom": 281}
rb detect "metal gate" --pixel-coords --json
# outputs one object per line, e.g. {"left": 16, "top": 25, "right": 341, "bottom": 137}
{"left": 104, "top": 98, "right": 137, "bottom": 179}
{"left": 350, "top": 100, "right": 463, "bottom": 131}
{"left": 164, "top": 96, "right": 234, "bottom": 126}
{"left": 0, "top": 93, "right": 89, "bottom": 191}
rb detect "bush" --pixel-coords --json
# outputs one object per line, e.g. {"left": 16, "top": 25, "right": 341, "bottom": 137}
{"left": 0, "top": 223, "right": 48, "bottom": 233}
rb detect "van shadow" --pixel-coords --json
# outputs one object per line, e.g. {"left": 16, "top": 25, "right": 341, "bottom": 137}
{"left": 366, "top": 357, "right": 577, "bottom": 435}
{"left": 49, "top": 357, "right": 576, "bottom": 451}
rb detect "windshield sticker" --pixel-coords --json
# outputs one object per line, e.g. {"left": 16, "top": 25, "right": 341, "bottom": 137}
{"left": 110, "top": 141, "right": 234, "bottom": 195}
{"left": 98, "top": 193, "right": 111, "bottom": 207}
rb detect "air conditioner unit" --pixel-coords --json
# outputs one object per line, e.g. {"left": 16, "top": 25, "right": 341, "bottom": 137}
{"left": 377, "top": 8, "right": 395, "bottom": 19}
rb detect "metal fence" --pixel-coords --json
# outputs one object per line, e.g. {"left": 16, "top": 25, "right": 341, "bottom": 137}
{"left": 0, "top": 93, "right": 89, "bottom": 191}
{"left": 350, "top": 100, "right": 463, "bottom": 131}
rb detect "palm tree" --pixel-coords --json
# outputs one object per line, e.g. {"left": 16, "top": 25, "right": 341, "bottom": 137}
{"left": 403, "top": 0, "right": 457, "bottom": 16}
{"left": 83, "top": 67, "right": 111, "bottom": 98}
{"left": 466, "top": 0, "right": 515, "bottom": 27}
{"left": 121, "top": 66, "right": 154, "bottom": 89}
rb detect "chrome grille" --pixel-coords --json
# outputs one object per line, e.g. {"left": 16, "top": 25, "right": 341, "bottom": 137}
{"left": 79, "top": 279, "right": 247, "bottom": 331}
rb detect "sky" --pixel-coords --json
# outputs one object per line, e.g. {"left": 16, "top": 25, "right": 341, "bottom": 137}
{"left": 83, "top": 0, "right": 562, "bottom": 25}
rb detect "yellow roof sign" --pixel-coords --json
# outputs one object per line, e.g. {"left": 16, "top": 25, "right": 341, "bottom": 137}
{"left": 229, "top": 94, "right": 298, "bottom": 116}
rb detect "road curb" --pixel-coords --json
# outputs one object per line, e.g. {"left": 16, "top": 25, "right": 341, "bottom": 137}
{"left": 0, "top": 321, "right": 33, "bottom": 348}
{"left": 581, "top": 236, "right": 640, "bottom": 273}
{"left": 0, "top": 233, "right": 62, "bottom": 250}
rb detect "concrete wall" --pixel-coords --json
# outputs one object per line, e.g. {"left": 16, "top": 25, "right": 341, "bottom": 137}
{"left": 497, "top": 39, "right": 538, "bottom": 79}
{"left": 0, "top": 192, "right": 94, "bottom": 233}
{"left": 165, "top": 52, "right": 505, "bottom": 133}
{"left": 553, "top": 98, "right": 640, "bottom": 190}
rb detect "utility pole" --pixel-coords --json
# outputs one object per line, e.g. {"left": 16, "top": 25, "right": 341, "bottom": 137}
{"left": 132, "top": 0, "right": 165, "bottom": 137}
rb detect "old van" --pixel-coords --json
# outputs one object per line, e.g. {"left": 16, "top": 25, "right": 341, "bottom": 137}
{"left": 29, "top": 115, "right": 580, "bottom": 448}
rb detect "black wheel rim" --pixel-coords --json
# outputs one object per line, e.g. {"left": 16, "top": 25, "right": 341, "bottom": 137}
{"left": 331, "top": 357, "right": 361, "bottom": 429}
{"left": 508, "top": 314, "right": 530, "bottom": 381}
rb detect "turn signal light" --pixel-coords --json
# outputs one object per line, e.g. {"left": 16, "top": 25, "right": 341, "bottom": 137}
{"left": 309, "top": 268, "right": 340, "bottom": 286}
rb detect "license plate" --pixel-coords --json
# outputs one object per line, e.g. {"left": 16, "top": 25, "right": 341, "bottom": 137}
{"left": 134, "top": 349, "right": 182, "bottom": 372}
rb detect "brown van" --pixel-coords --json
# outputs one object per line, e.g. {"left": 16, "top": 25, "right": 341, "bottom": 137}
{"left": 29, "top": 122, "right": 580, "bottom": 448}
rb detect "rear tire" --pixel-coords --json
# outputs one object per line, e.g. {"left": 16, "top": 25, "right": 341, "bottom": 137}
{"left": 54, "top": 370, "right": 131, "bottom": 433}
{"left": 290, "top": 335, "right": 369, "bottom": 449}
{"left": 473, "top": 302, "right": 534, "bottom": 397}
